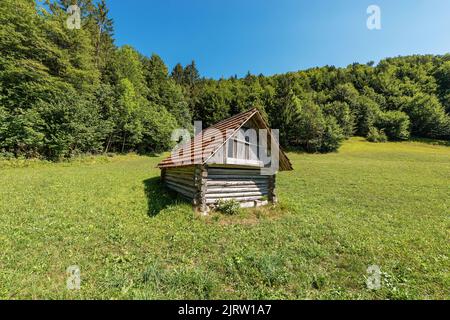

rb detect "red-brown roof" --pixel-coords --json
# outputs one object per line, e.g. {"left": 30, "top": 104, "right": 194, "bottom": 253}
{"left": 157, "top": 108, "right": 293, "bottom": 171}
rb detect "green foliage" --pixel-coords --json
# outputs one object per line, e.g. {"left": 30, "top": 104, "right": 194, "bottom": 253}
{"left": 321, "top": 116, "right": 345, "bottom": 152}
{"left": 403, "top": 93, "right": 449, "bottom": 139}
{"left": 367, "top": 127, "right": 388, "bottom": 143}
{"left": 323, "top": 101, "right": 355, "bottom": 137}
{"left": 376, "top": 111, "right": 411, "bottom": 140}
{"left": 216, "top": 200, "right": 241, "bottom": 215}
{"left": 0, "top": 1, "right": 449, "bottom": 160}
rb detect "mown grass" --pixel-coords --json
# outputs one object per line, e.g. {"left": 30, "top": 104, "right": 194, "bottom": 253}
{"left": 0, "top": 138, "right": 448, "bottom": 300}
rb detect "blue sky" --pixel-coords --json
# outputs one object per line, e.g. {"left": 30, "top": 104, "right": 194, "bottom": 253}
{"left": 108, "top": 0, "right": 450, "bottom": 79}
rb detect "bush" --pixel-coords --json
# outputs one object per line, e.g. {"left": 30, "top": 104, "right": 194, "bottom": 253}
{"left": 376, "top": 111, "right": 411, "bottom": 140}
{"left": 320, "top": 116, "right": 345, "bottom": 153}
{"left": 353, "top": 96, "right": 382, "bottom": 137}
{"left": 367, "top": 127, "right": 387, "bottom": 143}
{"left": 322, "top": 101, "right": 355, "bottom": 137}
{"left": 403, "top": 93, "right": 449, "bottom": 139}
{"left": 215, "top": 200, "right": 241, "bottom": 215}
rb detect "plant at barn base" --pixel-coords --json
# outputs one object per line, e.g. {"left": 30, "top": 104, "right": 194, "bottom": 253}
{"left": 215, "top": 200, "right": 241, "bottom": 215}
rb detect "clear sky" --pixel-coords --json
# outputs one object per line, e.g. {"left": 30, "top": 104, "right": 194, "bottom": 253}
{"left": 108, "top": 0, "right": 450, "bottom": 79}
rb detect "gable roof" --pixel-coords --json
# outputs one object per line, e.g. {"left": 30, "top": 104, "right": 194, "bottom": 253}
{"left": 157, "top": 108, "right": 293, "bottom": 171}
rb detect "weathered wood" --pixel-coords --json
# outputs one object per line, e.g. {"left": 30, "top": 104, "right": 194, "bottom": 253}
{"left": 160, "top": 168, "right": 166, "bottom": 182}
{"left": 166, "top": 171, "right": 194, "bottom": 178}
{"left": 206, "top": 187, "right": 268, "bottom": 193}
{"left": 165, "top": 175, "right": 195, "bottom": 186}
{"left": 206, "top": 191, "right": 268, "bottom": 199}
{"left": 166, "top": 180, "right": 196, "bottom": 193}
{"left": 206, "top": 196, "right": 264, "bottom": 204}
{"left": 268, "top": 174, "right": 277, "bottom": 204}
{"left": 207, "top": 175, "right": 269, "bottom": 180}
{"left": 167, "top": 166, "right": 195, "bottom": 172}
{"left": 207, "top": 164, "right": 266, "bottom": 170}
{"left": 165, "top": 182, "right": 197, "bottom": 194}
{"left": 198, "top": 165, "right": 208, "bottom": 213}
{"left": 207, "top": 168, "right": 265, "bottom": 176}
{"left": 165, "top": 182, "right": 196, "bottom": 198}
{"left": 206, "top": 180, "right": 268, "bottom": 187}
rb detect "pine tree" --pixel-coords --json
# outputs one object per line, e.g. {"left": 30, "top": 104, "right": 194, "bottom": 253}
{"left": 171, "top": 63, "right": 185, "bottom": 85}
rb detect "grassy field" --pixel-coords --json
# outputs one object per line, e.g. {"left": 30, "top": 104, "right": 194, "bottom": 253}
{"left": 0, "top": 138, "right": 448, "bottom": 300}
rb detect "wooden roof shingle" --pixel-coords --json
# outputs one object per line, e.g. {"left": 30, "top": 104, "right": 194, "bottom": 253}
{"left": 157, "top": 108, "right": 293, "bottom": 171}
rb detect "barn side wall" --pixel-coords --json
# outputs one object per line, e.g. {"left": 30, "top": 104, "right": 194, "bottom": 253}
{"left": 163, "top": 166, "right": 197, "bottom": 202}
{"left": 205, "top": 166, "right": 275, "bottom": 208}
{"left": 162, "top": 165, "right": 276, "bottom": 211}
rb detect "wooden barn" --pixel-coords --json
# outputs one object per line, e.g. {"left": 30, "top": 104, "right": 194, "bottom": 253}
{"left": 157, "top": 108, "right": 293, "bottom": 212}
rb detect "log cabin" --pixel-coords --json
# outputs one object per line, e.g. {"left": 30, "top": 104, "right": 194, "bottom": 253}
{"left": 157, "top": 108, "right": 293, "bottom": 213}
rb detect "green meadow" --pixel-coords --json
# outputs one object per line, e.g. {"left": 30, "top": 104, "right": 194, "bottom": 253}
{"left": 0, "top": 138, "right": 448, "bottom": 300}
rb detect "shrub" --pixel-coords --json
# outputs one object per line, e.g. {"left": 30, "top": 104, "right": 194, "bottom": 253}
{"left": 403, "top": 93, "right": 449, "bottom": 138}
{"left": 367, "top": 127, "right": 387, "bottom": 143}
{"left": 376, "top": 111, "right": 411, "bottom": 140}
{"left": 322, "top": 101, "right": 355, "bottom": 137}
{"left": 215, "top": 200, "right": 241, "bottom": 215}
{"left": 320, "top": 116, "right": 345, "bottom": 153}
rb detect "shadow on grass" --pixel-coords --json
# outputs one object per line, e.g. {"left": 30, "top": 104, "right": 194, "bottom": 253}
{"left": 409, "top": 137, "right": 450, "bottom": 147}
{"left": 143, "top": 177, "right": 190, "bottom": 217}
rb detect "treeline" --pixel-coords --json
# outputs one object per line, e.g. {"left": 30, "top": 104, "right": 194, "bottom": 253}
{"left": 190, "top": 58, "right": 450, "bottom": 152}
{"left": 1, "top": 0, "right": 449, "bottom": 159}
{"left": 0, "top": 0, "right": 188, "bottom": 159}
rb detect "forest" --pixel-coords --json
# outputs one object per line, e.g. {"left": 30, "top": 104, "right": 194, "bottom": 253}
{"left": 1, "top": 0, "right": 450, "bottom": 160}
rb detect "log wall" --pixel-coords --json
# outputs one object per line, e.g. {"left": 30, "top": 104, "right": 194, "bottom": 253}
{"left": 163, "top": 166, "right": 197, "bottom": 200}
{"left": 205, "top": 166, "right": 273, "bottom": 207}
{"left": 162, "top": 165, "right": 276, "bottom": 211}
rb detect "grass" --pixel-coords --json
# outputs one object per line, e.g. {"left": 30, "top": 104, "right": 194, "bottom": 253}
{"left": 0, "top": 138, "right": 448, "bottom": 300}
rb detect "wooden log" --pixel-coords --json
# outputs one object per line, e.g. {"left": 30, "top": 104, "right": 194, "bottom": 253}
{"left": 165, "top": 178, "right": 196, "bottom": 190}
{"left": 205, "top": 191, "right": 267, "bottom": 199}
{"left": 199, "top": 165, "right": 208, "bottom": 213}
{"left": 166, "top": 171, "right": 194, "bottom": 178}
{"left": 166, "top": 181, "right": 196, "bottom": 193}
{"left": 268, "top": 174, "right": 277, "bottom": 204}
{"left": 166, "top": 180, "right": 197, "bottom": 192}
{"left": 166, "top": 183, "right": 196, "bottom": 195}
{"left": 207, "top": 175, "right": 269, "bottom": 180}
{"left": 206, "top": 187, "right": 268, "bottom": 193}
{"left": 160, "top": 168, "right": 166, "bottom": 183}
{"left": 165, "top": 183, "right": 196, "bottom": 198}
{"left": 165, "top": 175, "right": 195, "bottom": 185}
{"left": 206, "top": 180, "right": 268, "bottom": 187}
